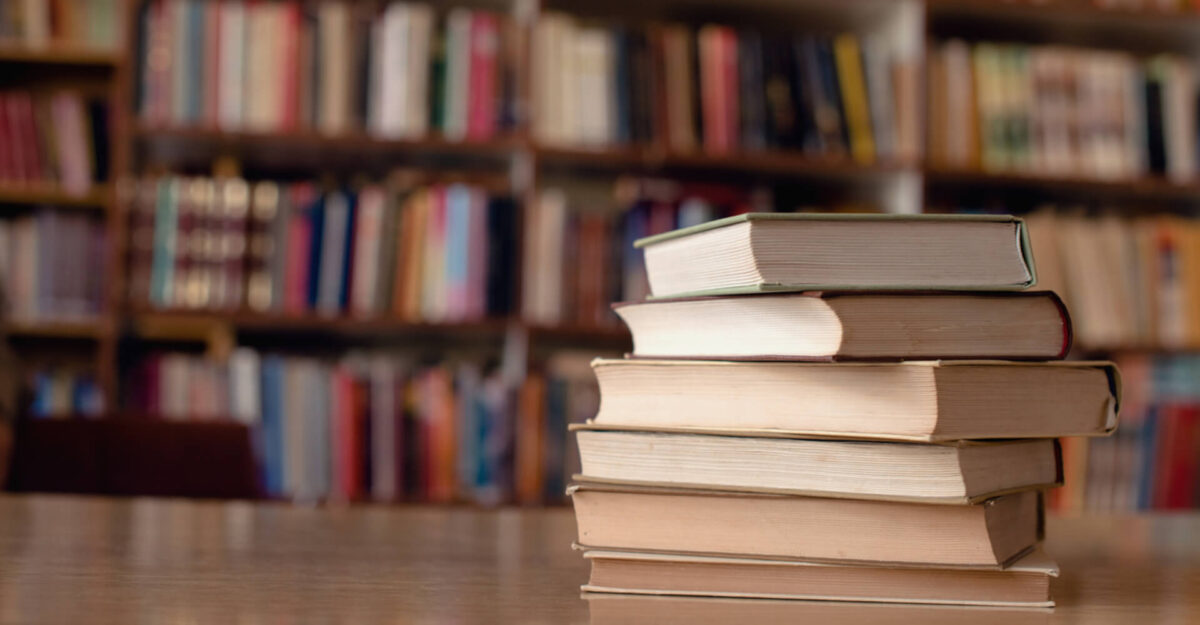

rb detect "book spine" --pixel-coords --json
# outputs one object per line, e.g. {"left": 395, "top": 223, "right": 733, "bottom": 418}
{"left": 244, "top": 180, "right": 276, "bottom": 311}
{"left": 466, "top": 12, "right": 498, "bottom": 141}
{"left": 443, "top": 9, "right": 471, "bottom": 140}
{"left": 833, "top": 34, "right": 875, "bottom": 164}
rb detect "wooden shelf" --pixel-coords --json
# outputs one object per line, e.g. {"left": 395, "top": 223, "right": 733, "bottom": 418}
{"left": 0, "top": 185, "right": 112, "bottom": 209}
{"left": 7, "top": 319, "right": 106, "bottom": 340}
{"left": 135, "top": 125, "right": 520, "bottom": 163}
{"left": 535, "top": 144, "right": 916, "bottom": 180}
{"left": 130, "top": 309, "right": 513, "bottom": 341}
{"left": 927, "top": 0, "right": 1200, "bottom": 26}
{"left": 0, "top": 46, "right": 121, "bottom": 67}
{"left": 134, "top": 125, "right": 914, "bottom": 181}
{"left": 924, "top": 166, "right": 1200, "bottom": 202}
{"left": 526, "top": 322, "right": 631, "bottom": 344}
{"left": 128, "top": 309, "right": 632, "bottom": 345}
{"left": 926, "top": 0, "right": 1200, "bottom": 52}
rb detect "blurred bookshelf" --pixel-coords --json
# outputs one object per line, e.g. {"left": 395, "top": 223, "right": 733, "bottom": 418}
{"left": 3, "top": 0, "right": 1200, "bottom": 509}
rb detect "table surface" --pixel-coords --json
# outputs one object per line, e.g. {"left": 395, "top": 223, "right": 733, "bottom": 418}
{"left": 0, "top": 495, "right": 1197, "bottom": 624}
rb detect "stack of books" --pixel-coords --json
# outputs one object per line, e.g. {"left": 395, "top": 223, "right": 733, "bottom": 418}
{"left": 570, "top": 213, "right": 1120, "bottom": 607}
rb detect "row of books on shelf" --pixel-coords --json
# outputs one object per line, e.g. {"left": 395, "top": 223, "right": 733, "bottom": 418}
{"left": 24, "top": 365, "right": 104, "bottom": 418}
{"left": 138, "top": 0, "right": 519, "bottom": 140}
{"left": 129, "top": 170, "right": 779, "bottom": 326}
{"left": 929, "top": 41, "right": 1200, "bottom": 182}
{"left": 127, "top": 174, "right": 517, "bottom": 321}
{"left": 533, "top": 15, "right": 919, "bottom": 161}
{"left": 1026, "top": 210, "right": 1200, "bottom": 351}
{"left": 0, "top": 0, "right": 120, "bottom": 51}
{"left": 122, "top": 349, "right": 599, "bottom": 504}
{"left": 0, "top": 89, "right": 110, "bottom": 194}
{"left": 0, "top": 208, "right": 106, "bottom": 322}
{"left": 1051, "top": 353, "right": 1200, "bottom": 513}
{"left": 522, "top": 179, "right": 769, "bottom": 325}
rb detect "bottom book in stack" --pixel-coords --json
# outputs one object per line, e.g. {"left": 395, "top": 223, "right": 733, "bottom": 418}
{"left": 569, "top": 428, "right": 1062, "bottom": 607}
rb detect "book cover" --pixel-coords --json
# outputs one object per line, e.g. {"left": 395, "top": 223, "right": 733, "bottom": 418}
{"left": 634, "top": 213, "right": 1037, "bottom": 293}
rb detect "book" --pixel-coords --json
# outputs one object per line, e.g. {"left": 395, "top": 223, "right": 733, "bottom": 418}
{"left": 584, "top": 592, "right": 1055, "bottom": 623}
{"left": 833, "top": 34, "right": 874, "bottom": 163}
{"left": 581, "top": 548, "right": 1058, "bottom": 607}
{"left": 571, "top": 484, "right": 1041, "bottom": 567}
{"left": 636, "top": 214, "right": 1036, "bottom": 298}
{"left": 614, "top": 291, "right": 1071, "bottom": 360}
{"left": 590, "top": 359, "right": 1119, "bottom": 441}
{"left": 575, "top": 427, "right": 1060, "bottom": 503}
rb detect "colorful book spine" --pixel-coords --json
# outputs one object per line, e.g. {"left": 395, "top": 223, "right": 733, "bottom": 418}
{"left": 129, "top": 174, "right": 516, "bottom": 322}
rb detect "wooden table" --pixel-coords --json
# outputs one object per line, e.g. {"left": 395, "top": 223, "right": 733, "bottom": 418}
{"left": 0, "top": 495, "right": 1196, "bottom": 624}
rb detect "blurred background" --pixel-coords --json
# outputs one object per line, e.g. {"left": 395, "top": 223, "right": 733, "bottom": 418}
{"left": 0, "top": 0, "right": 1188, "bottom": 512}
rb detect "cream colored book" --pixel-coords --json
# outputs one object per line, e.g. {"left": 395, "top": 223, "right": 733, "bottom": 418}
{"left": 582, "top": 548, "right": 1058, "bottom": 607}
{"left": 636, "top": 213, "right": 1035, "bottom": 298}
{"left": 591, "top": 359, "right": 1119, "bottom": 441}
{"left": 613, "top": 291, "right": 1071, "bottom": 361}
{"left": 574, "top": 427, "right": 1060, "bottom": 503}
{"left": 571, "top": 484, "right": 1040, "bottom": 567}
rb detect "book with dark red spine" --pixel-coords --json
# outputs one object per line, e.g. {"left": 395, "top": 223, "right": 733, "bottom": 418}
{"left": 331, "top": 366, "right": 356, "bottom": 501}
{"left": 467, "top": 12, "right": 499, "bottom": 141}
{"left": 128, "top": 178, "right": 159, "bottom": 305}
{"left": 699, "top": 26, "right": 723, "bottom": 154}
{"left": 0, "top": 94, "right": 13, "bottom": 183}
{"left": 14, "top": 93, "right": 43, "bottom": 183}
{"left": 5, "top": 95, "right": 28, "bottom": 182}
{"left": 1166, "top": 406, "right": 1199, "bottom": 509}
{"left": 280, "top": 1, "right": 302, "bottom": 130}
{"left": 720, "top": 27, "right": 740, "bottom": 151}
{"left": 351, "top": 372, "right": 370, "bottom": 501}
{"left": 203, "top": 0, "right": 221, "bottom": 126}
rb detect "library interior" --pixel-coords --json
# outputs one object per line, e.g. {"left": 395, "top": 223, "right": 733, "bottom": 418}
{"left": 1, "top": 0, "right": 1200, "bottom": 622}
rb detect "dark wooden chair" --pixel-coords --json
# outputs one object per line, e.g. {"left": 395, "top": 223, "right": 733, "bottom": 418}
{"left": 5, "top": 417, "right": 261, "bottom": 499}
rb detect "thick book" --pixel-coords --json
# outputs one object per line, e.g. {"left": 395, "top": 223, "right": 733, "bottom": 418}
{"left": 590, "top": 359, "right": 1119, "bottom": 441}
{"left": 571, "top": 484, "right": 1041, "bottom": 567}
{"left": 582, "top": 548, "right": 1057, "bottom": 607}
{"left": 613, "top": 291, "right": 1071, "bottom": 360}
{"left": 635, "top": 213, "right": 1036, "bottom": 298}
{"left": 574, "top": 427, "right": 1060, "bottom": 503}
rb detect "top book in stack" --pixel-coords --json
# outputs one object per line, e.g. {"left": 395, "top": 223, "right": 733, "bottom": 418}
{"left": 636, "top": 213, "right": 1035, "bottom": 298}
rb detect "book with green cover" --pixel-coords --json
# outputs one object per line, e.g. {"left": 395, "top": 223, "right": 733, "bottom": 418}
{"left": 634, "top": 213, "right": 1036, "bottom": 298}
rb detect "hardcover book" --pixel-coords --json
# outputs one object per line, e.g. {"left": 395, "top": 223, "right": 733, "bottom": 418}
{"left": 635, "top": 213, "right": 1036, "bottom": 298}
{"left": 614, "top": 291, "right": 1071, "bottom": 361}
